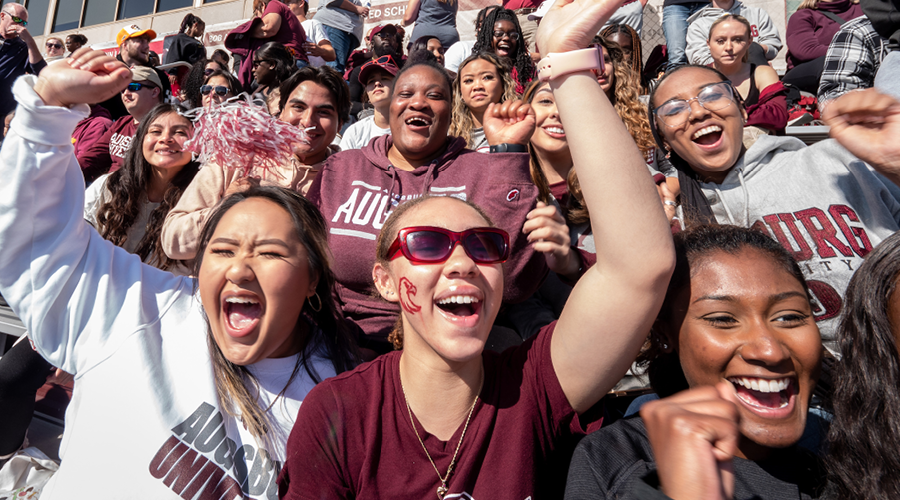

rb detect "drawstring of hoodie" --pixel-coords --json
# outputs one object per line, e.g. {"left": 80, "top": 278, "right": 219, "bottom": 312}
{"left": 421, "top": 160, "right": 439, "bottom": 195}
{"left": 384, "top": 167, "right": 399, "bottom": 217}
{"left": 712, "top": 167, "right": 751, "bottom": 226}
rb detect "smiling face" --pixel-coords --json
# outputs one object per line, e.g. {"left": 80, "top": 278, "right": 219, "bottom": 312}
{"left": 199, "top": 197, "right": 318, "bottom": 366}
{"left": 708, "top": 20, "right": 751, "bottom": 67}
{"left": 389, "top": 65, "right": 452, "bottom": 162}
{"left": 365, "top": 69, "right": 395, "bottom": 107}
{"left": 141, "top": 112, "right": 193, "bottom": 173}
{"left": 652, "top": 67, "right": 745, "bottom": 183}
{"left": 122, "top": 81, "right": 161, "bottom": 120}
{"left": 459, "top": 58, "right": 503, "bottom": 115}
{"left": 529, "top": 82, "right": 568, "bottom": 156}
{"left": 491, "top": 19, "right": 518, "bottom": 59}
{"left": 45, "top": 38, "right": 65, "bottom": 57}
{"left": 666, "top": 248, "right": 821, "bottom": 457}
{"left": 279, "top": 80, "right": 340, "bottom": 164}
{"left": 122, "top": 36, "right": 151, "bottom": 65}
{"left": 202, "top": 75, "right": 234, "bottom": 108}
{"left": 374, "top": 197, "right": 504, "bottom": 363}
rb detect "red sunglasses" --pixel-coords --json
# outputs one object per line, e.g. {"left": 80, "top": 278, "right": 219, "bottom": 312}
{"left": 388, "top": 226, "right": 510, "bottom": 264}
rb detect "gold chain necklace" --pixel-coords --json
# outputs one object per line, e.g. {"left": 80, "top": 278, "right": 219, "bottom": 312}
{"left": 400, "top": 382, "right": 479, "bottom": 499}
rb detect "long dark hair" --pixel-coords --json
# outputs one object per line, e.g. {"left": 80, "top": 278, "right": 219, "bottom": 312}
{"left": 95, "top": 104, "right": 200, "bottom": 272}
{"left": 647, "top": 65, "right": 743, "bottom": 226}
{"left": 179, "top": 13, "right": 204, "bottom": 34}
{"left": 255, "top": 41, "right": 296, "bottom": 88}
{"left": 639, "top": 224, "right": 811, "bottom": 398}
{"left": 825, "top": 232, "right": 900, "bottom": 499}
{"left": 182, "top": 59, "right": 209, "bottom": 109}
{"left": 471, "top": 8, "right": 533, "bottom": 91}
{"left": 600, "top": 24, "right": 643, "bottom": 81}
{"left": 193, "top": 186, "right": 359, "bottom": 440}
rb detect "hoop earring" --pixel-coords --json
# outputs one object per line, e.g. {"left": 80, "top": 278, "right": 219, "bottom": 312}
{"left": 307, "top": 292, "right": 322, "bottom": 312}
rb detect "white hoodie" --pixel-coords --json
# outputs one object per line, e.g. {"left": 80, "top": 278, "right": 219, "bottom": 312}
{"left": 698, "top": 134, "right": 900, "bottom": 355}
{"left": 685, "top": 0, "right": 783, "bottom": 66}
{"left": 0, "top": 76, "right": 336, "bottom": 499}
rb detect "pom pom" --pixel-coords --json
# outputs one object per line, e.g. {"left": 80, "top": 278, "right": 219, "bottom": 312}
{"left": 182, "top": 94, "right": 309, "bottom": 180}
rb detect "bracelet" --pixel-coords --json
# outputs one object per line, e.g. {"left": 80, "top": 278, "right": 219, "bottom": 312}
{"left": 489, "top": 143, "right": 528, "bottom": 153}
{"left": 537, "top": 47, "right": 605, "bottom": 83}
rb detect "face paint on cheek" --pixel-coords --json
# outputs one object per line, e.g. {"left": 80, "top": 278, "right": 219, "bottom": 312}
{"left": 398, "top": 277, "right": 421, "bottom": 314}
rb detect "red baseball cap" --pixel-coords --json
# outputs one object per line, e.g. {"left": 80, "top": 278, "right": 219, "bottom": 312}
{"left": 359, "top": 55, "right": 400, "bottom": 84}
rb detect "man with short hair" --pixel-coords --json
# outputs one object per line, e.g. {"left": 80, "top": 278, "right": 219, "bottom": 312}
{"left": 79, "top": 66, "right": 166, "bottom": 183}
{"left": 0, "top": 3, "right": 45, "bottom": 118}
{"left": 99, "top": 24, "right": 170, "bottom": 119}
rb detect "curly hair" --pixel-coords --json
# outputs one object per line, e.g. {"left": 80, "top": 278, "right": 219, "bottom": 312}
{"left": 825, "top": 231, "right": 900, "bottom": 500}
{"left": 600, "top": 24, "right": 643, "bottom": 82}
{"left": 95, "top": 104, "right": 200, "bottom": 272}
{"left": 449, "top": 52, "right": 517, "bottom": 149}
{"left": 471, "top": 8, "right": 534, "bottom": 91}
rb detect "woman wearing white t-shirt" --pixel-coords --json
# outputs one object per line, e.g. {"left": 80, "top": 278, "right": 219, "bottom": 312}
{"left": 340, "top": 55, "right": 397, "bottom": 150}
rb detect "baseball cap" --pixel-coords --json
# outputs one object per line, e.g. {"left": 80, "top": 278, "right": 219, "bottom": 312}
{"left": 367, "top": 24, "right": 398, "bottom": 41}
{"left": 358, "top": 55, "right": 400, "bottom": 84}
{"left": 117, "top": 24, "right": 157, "bottom": 46}
{"left": 130, "top": 65, "right": 164, "bottom": 88}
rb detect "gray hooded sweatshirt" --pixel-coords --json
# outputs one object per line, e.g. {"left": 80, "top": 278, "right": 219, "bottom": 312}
{"left": 685, "top": 0, "right": 783, "bottom": 66}
{"left": 699, "top": 135, "right": 900, "bottom": 355}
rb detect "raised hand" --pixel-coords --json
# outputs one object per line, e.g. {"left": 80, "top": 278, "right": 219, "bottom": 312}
{"left": 536, "top": 0, "right": 625, "bottom": 55}
{"left": 823, "top": 88, "right": 900, "bottom": 176}
{"left": 483, "top": 100, "right": 535, "bottom": 146}
{"left": 640, "top": 383, "right": 741, "bottom": 500}
{"left": 524, "top": 201, "right": 579, "bottom": 277}
{"left": 33, "top": 48, "right": 132, "bottom": 108}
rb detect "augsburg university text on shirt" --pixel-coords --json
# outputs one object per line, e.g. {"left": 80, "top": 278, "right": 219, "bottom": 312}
{"left": 149, "top": 402, "right": 281, "bottom": 500}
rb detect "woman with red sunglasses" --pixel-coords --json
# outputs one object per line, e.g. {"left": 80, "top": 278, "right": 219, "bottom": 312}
{"left": 278, "top": 0, "right": 676, "bottom": 497}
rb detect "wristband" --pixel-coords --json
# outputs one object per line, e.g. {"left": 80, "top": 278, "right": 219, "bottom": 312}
{"left": 489, "top": 143, "right": 528, "bottom": 153}
{"left": 537, "top": 47, "right": 605, "bottom": 82}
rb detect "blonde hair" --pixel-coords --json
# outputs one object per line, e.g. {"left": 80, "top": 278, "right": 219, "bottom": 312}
{"left": 449, "top": 52, "right": 517, "bottom": 149}
{"left": 708, "top": 15, "right": 752, "bottom": 63}
{"left": 798, "top": 0, "right": 857, "bottom": 9}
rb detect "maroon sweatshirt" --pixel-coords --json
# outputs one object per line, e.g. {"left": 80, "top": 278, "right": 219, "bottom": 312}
{"left": 307, "top": 135, "right": 548, "bottom": 346}
{"left": 77, "top": 116, "right": 137, "bottom": 184}
{"left": 786, "top": 0, "right": 864, "bottom": 69}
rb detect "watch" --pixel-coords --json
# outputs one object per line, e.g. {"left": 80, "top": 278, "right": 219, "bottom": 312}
{"left": 489, "top": 143, "right": 529, "bottom": 153}
{"left": 537, "top": 47, "right": 605, "bottom": 82}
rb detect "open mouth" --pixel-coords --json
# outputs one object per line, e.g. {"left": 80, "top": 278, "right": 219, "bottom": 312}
{"left": 692, "top": 125, "right": 723, "bottom": 147}
{"left": 405, "top": 115, "right": 433, "bottom": 131}
{"left": 223, "top": 295, "right": 262, "bottom": 338}
{"left": 728, "top": 376, "right": 797, "bottom": 417}
{"left": 435, "top": 295, "right": 482, "bottom": 328}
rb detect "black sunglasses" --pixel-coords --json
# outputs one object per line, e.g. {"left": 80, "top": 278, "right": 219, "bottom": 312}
{"left": 201, "top": 85, "right": 230, "bottom": 97}
{"left": 46, "top": 42, "right": 62, "bottom": 49}
{"left": 492, "top": 30, "right": 520, "bottom": 41}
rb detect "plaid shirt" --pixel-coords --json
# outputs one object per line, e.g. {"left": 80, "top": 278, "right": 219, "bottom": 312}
{"left": 818, "top": 17, "right": 890, "bottom": 107}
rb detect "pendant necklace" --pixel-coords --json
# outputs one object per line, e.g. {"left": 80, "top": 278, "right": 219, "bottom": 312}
{"left": 401, "top": 381, "right": 479, "bottom": 499}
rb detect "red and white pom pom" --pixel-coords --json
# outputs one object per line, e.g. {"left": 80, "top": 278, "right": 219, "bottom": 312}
{"left": 183, "top": 94, "right": 309, "bottom": 180}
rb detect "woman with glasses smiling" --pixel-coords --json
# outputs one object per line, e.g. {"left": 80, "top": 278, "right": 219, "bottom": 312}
{"left": 648, "top": 64, "right": 900, "bottom": 355}
{"left": 43, "top": 37, "right": 65, "bottom": 61}
{"left": 278, "top": 0, "right": 675, "bottom": 497}
{"left": 471, "top": 7, "right": 534, "bottom": 94}
{"left": 201, "top": 69, "right": 242, "bottom": 108}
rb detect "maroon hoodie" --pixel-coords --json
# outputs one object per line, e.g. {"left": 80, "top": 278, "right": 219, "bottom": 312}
{"left": 307, "top": 135, "right": 548, "bottom": 346}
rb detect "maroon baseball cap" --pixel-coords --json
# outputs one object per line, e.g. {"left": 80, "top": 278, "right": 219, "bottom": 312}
{"left": 359, "top": 55, "right": 400, "bottom": 84}
{"left": 367, "top": 24, "right": 398, "bottom": 41}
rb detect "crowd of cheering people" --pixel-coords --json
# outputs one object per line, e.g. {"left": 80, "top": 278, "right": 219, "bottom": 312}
{"left": 2, "top": 0, "right": 900, "bottom": 497}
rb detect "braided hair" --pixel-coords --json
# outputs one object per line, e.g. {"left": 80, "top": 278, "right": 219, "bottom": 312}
{"left": 179, "top": 13, "right": 204, "bottom": 34}
{"left": 471, "top": 8, "right": 533, "bottom": 92}
{"left": 600, "top": 24, "right": 643, "bottom": 80}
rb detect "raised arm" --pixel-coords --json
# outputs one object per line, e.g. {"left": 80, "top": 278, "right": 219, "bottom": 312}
{"left": 402, "top": 0, "right": 422, "bottom": 26}
{"left": 0, "top": 50, "right": 188, "bottom": 375}
{"left": 534, "top": 0, "right": 676, "bottom": 413}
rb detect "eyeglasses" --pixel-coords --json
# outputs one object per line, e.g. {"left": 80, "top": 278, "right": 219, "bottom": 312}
{"left": 492, "top": 30, "right": 520, "bottom": 41}
{"left": 201, "top": 85, "right": 230, "bottom": 97}
{"left": 652, "top": 82, "right": 736, "bottom": 128}
{"left": 46, "top": 42, "right": 62, "bottom": 49}
{"left": 123, "top": 82, "right": 157, "bottom": 92}
{"left": 388, "top": 226, "right": 510, "bottom": 264}
{"left": 5, "top": 14, "right": 26, "bottom": 26}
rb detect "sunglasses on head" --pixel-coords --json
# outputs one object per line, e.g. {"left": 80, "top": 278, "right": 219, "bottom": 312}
{"left": 201, "top": 85, "right": 230, "bottom": 96}
{"left": 124, "top": 82, "right": 156, "bottom": 92}
{"left": 388, "top": 226, "right": 510, "bottom": 264}
{"left": 46, "top": 42, "right": 62, "bottom": 49}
